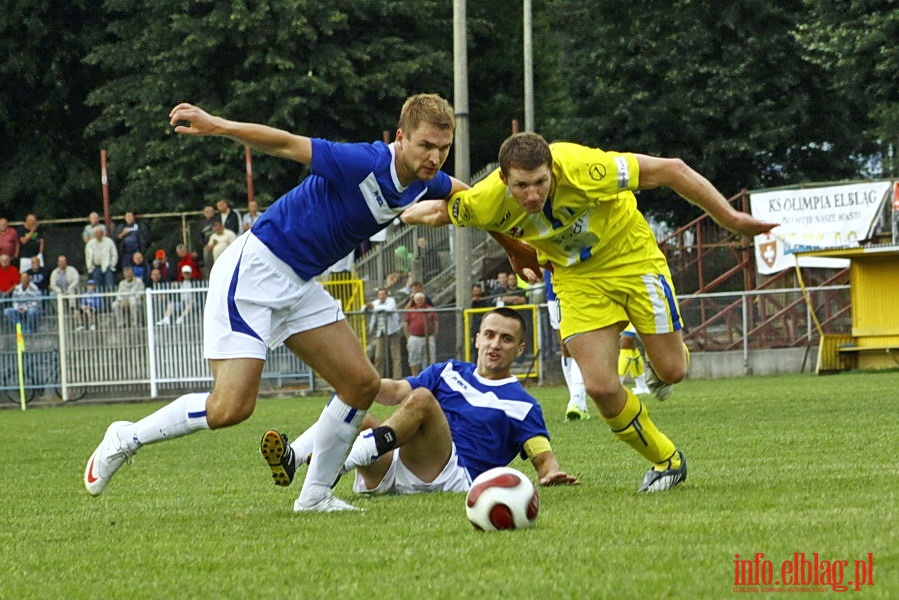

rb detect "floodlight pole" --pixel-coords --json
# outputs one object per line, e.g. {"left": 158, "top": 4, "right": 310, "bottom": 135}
{"left": 523, "top": 0, "right": 534, "bottom": 132}
{"left": 453, "top": 0, "right": 472, "bottom": 359}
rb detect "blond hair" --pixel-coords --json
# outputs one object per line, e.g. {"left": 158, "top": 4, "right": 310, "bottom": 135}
{"left": 397, "top": 94, "right": 455, "bottom": 135}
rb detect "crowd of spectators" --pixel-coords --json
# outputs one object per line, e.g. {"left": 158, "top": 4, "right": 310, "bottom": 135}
{"left": 0, "top": 198, "right": 260, "bottom": 334}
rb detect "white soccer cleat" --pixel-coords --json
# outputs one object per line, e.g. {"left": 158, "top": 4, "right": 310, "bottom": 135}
{"left": 293, "top": 494, "right": 360, "bottom": 513}
{"left": 84, "top": 421, "right": 139, "bottom": 496}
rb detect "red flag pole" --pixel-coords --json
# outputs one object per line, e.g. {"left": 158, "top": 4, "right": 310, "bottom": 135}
{"left": 245, "top": 146, "right": 254, "bottom": 204}
{"left": 101, "top": 149, "right": 111, "bottom": 230}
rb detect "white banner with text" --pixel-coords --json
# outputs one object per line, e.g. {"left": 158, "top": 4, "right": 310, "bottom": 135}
{"left": 749, "top": 181, "right": 892, "bottom": 274}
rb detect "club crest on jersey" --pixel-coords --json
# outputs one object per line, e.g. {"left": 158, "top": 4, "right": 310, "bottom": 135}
{"left": 588, "top": 163, "right": 606, "bottom": 181}
{"left": 506, "top": 226, "right": 525, "bottom": 238}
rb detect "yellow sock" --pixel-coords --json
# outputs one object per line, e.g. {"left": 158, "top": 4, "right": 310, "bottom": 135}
{"left": 605, "top": 388, "right": 680, "bottom": 470}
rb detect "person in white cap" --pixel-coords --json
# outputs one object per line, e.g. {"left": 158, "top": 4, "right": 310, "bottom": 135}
{"left": 156, "top": 265, "right": 196, "bottom": 326}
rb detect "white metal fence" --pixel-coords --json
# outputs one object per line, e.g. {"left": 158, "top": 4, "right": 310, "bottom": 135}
{"left": 0, "top": 285, "right": 314, "bottom": 402}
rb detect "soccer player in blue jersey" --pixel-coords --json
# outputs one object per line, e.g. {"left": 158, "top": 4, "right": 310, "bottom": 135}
{"left": 260, "top": 307, "right": 579, "bottom": 494}
{"left": 83, "top": 94, "right": 467, "bottom": 512}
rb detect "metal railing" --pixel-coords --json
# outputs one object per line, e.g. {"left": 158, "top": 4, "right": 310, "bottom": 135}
{"left": 0, "top": 282, "right": 852, "bottom": 405}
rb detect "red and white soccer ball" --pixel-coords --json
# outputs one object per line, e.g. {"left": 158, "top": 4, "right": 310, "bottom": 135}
{"left": 465, "top": 467, "right": 539, "bottom": 531}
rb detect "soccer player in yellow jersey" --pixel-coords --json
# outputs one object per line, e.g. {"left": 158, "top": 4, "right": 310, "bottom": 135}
{"left": 402, "top": 132, "right": 778, "bottom": 492}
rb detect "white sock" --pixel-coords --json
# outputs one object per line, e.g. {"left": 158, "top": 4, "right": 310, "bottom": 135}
{"left": 297, "top": 395, "right": 366, "bottom": 506}
{"left": 563, "top": 357, "right": 588, "bottom": 411}
{"left": 290, "top": 422, "right": 318, "bottom": 466}
{"left": 634, "top": 374, "right": 650, "bottom": 391}
{"left": 344, "top": 429, "right": 380, "bottom": 471}
{"left": 122, "top": 392, "right": 210, "bottom": 446}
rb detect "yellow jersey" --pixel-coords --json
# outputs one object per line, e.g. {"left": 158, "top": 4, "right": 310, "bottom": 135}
{"left": 449, "top": 142, "right": 661, "bottom": 272}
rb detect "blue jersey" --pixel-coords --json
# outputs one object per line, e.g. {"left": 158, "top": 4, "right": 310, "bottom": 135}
{"left": 252, "top": 138, "right": 452, "bottom": 280}
{"left": 407, "top": 360, "right": 549, "bottom": 479}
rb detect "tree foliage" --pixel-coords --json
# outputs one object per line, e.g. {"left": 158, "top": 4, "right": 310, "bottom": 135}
{"left": 796, "top": 0, "right": 898, "bottom": 175}
{"left": 0, "top": 0, "right": 105, "bottom": 219}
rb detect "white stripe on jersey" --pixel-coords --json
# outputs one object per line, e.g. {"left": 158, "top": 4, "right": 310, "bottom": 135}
{"left": 359, "top": 172, "right": 402, "bottom": 224}
{"left": 439, "top": 363, "right": 533, "bottom": 421}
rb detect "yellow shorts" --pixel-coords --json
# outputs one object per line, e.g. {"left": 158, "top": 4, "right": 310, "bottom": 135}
{"left": 552, "top": 258, "right": 683, "bottom": 340}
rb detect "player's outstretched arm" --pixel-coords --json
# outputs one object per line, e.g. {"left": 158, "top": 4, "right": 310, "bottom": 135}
{"left": 531, "top": 450, "right": 579, "bottom": 486}
{"left": 374, "top": 378, "right": 414, "bottom": 406}
{"left": 400, "top": 199, "right": 452, "bottom": 226}
{"left": 168, "top": 103, "right": 312, "bottom": 164}
{"left": 634, "top": 154, "right": 779, "bottom": 237}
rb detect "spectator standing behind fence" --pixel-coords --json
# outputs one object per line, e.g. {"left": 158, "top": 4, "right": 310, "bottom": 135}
{"left": 500, "top": 273, "right": 528, "bottom": 305}
{"left": 25, "top": 255, "right": 49, "bottom": 293}
{"left": 416, "top": 236, "right": 441, "bottom": 281}
{"left": 5, "top": 272, "right": 42, "bottom": 333}
{"left": 0, "top": 217, "right": 20, "bottom": 265}
{"left": 17, "top": 214, "right": 44, "bottom": 274}
{"left": 366, "top": 288, "right": 403, "bottom": 379}
{"left": 50, "top": 255, "right": 80, "bottom": 314}
{"left": 206, "top": 220, "right": 236, "bottom": 265}
{"left": 217, "top": 199, "right": 241, "bottom": 235}
{"left": 148, "top": 267, "right": 166, "bottom": 289}
{"left": 76, "top": 279, "right": 102, "bottom": 331}
{"left": 174, "top": 244, "right": 202, "bottom": 282}
{"left": 50, "top": 255, "right": 80, "bottom": 297}
{"left": 197, "top": 205, "right": 216, "bottom": 274}
{"left": 402, "top": 280, "right": 431, "bottom": 309}
{"left": 152, "top": 249, "right": 173, "bottom": 281}
{"left": 131, "top": 251, "right": 151, "bottom": 286}
{"left": 0, "top": 254, "right": 20, "bottom": 297}
{"left": 403, "top": 292, "right": 439, "bottom": 376}
{"left": 112, "top": 266, "right": 145, "bottom": 328}
{"left": 242, "top": 199, "right": 263, "bottom": 233}
{"left": 115, "top": 211, "right": 147, "bottom": 269}
{"left": 84, "top": 226, "right": 118, "bottom": 290}
{"left": 82, "top": 212, "right": 106, "bottom": 244}
{"left": 156, "top": 265, "right": 197, "bottom": 326}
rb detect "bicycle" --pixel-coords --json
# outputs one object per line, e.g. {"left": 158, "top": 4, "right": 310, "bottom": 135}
{"left": 1, "top": 350, "right": 87, "bottom": 404}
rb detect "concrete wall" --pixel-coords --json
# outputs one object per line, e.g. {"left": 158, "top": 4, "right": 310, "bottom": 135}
{"left": 541, "top": 346, "right": 820, "bottom": 385}
{"left": 687, "top": 347, "right": 819, "bottom": 379}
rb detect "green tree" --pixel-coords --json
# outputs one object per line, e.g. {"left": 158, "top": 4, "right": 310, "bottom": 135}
{"left": 84, "top": 0, "right": 457, "bottom": 213}
{"left": 547, "top": 0, "right": 876, "bottom": 224}
{"left": 797, "top": 0, "right": 898, "bottom": 176}
{"left": 0, "top": 0, "right": 105, "bottom": 218}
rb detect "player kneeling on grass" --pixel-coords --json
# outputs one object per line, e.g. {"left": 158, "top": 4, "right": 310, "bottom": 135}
{"left": 261, "top": 308, "right": 579, "bottom": 494}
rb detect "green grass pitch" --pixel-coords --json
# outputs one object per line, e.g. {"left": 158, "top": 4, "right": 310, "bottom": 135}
{"left": 1, "top": 370, "right": 896, "bottom": 598}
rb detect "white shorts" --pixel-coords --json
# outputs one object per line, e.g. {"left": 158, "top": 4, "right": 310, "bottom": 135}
{"left": 353, "top": 443, "right": 472, "bottom": 495}
{"left": 547, "top": 299, "right": 561, "bottom": 331}
{"left": 203, "top": 233, "right": 345, "bottom": 360}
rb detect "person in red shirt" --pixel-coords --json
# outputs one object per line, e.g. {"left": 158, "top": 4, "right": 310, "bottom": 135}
{"left": 0, "top": 254, "right": 20, "bottom": 296}
{"left": 0, "top": 218, "right": 20, "bottom": 264}
{"left": 174, "top": 244, "right": 203, "bottom": 281}
{"left": 402, "top": 292, "right": 439, "bottom": 376}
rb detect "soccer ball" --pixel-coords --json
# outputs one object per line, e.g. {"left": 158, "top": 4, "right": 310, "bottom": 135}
{"left": 465, "top": 467, "right": 539, "bottom": 531}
